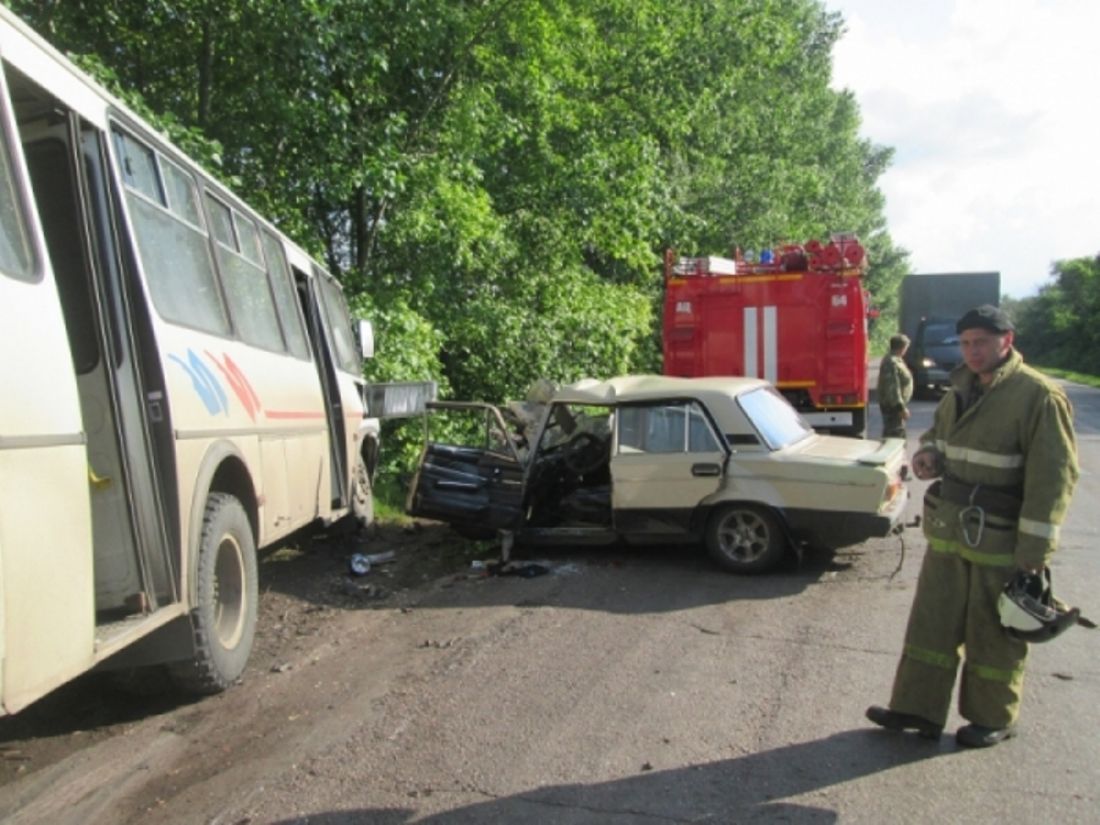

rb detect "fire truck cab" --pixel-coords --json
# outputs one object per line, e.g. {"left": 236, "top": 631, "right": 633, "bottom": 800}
{"left": 663, "top": 234, "right": 870, "bottom": 438}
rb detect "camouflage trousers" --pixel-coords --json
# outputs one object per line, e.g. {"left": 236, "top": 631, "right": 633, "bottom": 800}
{"left": 880, "top": 406, "right": 907, "bottom": 439}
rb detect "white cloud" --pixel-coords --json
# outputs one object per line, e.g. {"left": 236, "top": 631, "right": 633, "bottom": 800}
{"left": 829, "top": 0, "right": 1100, "bottom": 297}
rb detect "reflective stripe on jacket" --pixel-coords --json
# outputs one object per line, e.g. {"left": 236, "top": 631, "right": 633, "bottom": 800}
{"left": 920, "top": 348, "right": 1078, "bottom": 569}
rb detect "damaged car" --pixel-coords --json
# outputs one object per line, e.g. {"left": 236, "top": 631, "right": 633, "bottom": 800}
{"left": 406, "top": 375, "right": 909, "bottom": 573}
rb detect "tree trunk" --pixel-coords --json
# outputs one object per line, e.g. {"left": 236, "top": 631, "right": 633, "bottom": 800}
{"left": 197, "top": 19, "right": 214, "bottom": 128}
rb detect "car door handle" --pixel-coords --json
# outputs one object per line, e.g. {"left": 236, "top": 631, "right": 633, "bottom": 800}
{"left": 435, "top": 480, "right": 480, "bottom": 491}
{"left": 691, "top": 463, "right": 721, "bottom": 477}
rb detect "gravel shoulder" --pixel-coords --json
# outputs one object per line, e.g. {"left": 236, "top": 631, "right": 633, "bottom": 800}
{"left": 0, "top": 518, "right": 489, "bottom": 805}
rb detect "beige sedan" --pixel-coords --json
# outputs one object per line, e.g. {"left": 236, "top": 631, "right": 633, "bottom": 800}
{"left": 407, "top": 375, "right": 909, "bottom": 573}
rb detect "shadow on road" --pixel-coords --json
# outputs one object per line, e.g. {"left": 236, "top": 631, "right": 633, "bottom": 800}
{"left": 266, "top": 728, "right": 950, "bottom": 824}
{"left": 0, "top": 666, "right": 199, "bottom": 744}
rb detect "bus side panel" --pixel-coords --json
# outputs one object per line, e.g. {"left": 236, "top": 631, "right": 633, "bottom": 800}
{"left": 285, "top": 432, "right": 326, "bottom": 526}
{"left": 0, "top": 251, "right": 95, "bottom": 716}
{"left": 244, "top": 350, "right": 331, "bottom": 537}
{"left": 259, "top": 437, "right": 290, "bottom": 536}
{"left": 152, "top": 320, "right": 330, "bottom": 555}
{"left": 0, "top": 447, "right": 96, "bottom": 713}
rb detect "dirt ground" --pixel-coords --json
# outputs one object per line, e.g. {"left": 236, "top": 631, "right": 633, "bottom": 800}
{"left": 0, "top": 516, "right": 490, "bottom": 791}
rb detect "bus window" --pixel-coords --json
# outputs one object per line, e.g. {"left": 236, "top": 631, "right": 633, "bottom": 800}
{"left": 0, "top": 115, "right": 34, "bottom": 280}
{"left": 206, "top": 193, "right": 284, "bottom": 352}
{"left": 112, "top": 124, "right": 229, "bottom": 336}
{"left": 316, "top": 273, "right": 360, "bottom": 373}
{"left": 234, "top": 211, "right": 263, "bottom": 266}
{"left": 161, "top": 158, "right": 203, "bottom": 227}
{"left": 261, "top": 230, "right": 310, "bottom": 360}
{"left": 112, "top": 127, "right": 162, "bottom": 202}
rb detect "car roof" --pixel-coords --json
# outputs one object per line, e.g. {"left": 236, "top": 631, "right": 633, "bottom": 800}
{"left": 553, "top": 374, "right": 770, "bottom": 407}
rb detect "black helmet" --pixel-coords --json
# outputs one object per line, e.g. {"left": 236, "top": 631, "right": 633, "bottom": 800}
{"left": 998, "top": 568, "right": 1082, "bottom": 643}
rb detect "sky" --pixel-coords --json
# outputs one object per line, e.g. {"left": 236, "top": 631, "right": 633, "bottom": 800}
{"left": 826, "top": 0, "right": 1100, "bottom": 298}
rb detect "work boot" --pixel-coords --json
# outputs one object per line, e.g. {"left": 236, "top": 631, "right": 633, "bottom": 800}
{"left": 865, "top": 705, "right": 942, "bottom": 739}
{"left": 956, "top": 724, "right": 1016, "bottom": 748}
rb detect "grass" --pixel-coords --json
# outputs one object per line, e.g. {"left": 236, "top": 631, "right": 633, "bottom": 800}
{"left": 372, "top": 475, "right": 416, "bottom": 524}
{"left": 1034, "top": 365, "right": 1100, "bottom": 389}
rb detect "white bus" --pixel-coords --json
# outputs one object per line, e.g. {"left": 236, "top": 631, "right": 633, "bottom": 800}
{"left": 0, "top": 7, "right": 393, "bottom": 712}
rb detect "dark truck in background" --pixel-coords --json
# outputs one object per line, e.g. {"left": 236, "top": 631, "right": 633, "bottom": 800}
{"left": 899, "top": 272, "right": 1001, "bottom": 396}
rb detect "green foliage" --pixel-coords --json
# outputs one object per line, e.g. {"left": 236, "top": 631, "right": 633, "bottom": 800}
{"left": 1013, "top": 255, "right": 1100, "bottom": 376}
{"left": 7, "top": 0, "right": 915, "bottom": 477}
{"left": 345, "top": 292, "right": 447, "bottom": 481}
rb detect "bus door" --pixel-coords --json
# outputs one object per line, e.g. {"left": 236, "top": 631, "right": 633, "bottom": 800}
{"left": 0, "top": 61, "right": 97, "bottom": 712}
{"left": 295, "top": 269, "right": 349, "bottom": 509}
{"left": 14, "top": 75, "right": 176, "bottom": 629}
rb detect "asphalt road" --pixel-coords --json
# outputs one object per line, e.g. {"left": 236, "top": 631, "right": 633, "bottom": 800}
{"left": 1, "top": 382, "right": 1097, "bottom": 824}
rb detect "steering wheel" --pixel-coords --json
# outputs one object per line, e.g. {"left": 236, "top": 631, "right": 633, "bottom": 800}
{"left": 562, "top": 431, "right": 605, "bottom": 476}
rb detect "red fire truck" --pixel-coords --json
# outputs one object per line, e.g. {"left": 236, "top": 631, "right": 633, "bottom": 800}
{"left": 663, "top": 234, "right": 871, "bottom": 437}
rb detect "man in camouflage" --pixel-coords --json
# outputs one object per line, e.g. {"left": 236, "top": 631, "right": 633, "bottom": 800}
{"left": 877, "top": 334, "right": 913, "bottom": 439}
{"left": 866, "top": 305, "right": 1079, "bottom": 748}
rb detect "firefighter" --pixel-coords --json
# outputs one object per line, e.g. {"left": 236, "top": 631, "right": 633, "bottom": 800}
{"left": 866, "top": 304, "right": 1079, "bottom": 748}
{"left": 877, "top": 334, "right": 913, "bottom": 438}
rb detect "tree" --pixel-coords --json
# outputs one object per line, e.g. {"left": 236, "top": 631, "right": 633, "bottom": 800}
{"left": 1014, "top": 255, "right": 1100, "bottom": 374}
{"left": 6, "top": 0, "right": 912, "bottom": 469}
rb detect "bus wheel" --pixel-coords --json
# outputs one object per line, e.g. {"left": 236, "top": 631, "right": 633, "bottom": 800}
{"left": 705, "top": 503, "right": 786, "bottom": 574}
{"left": 171, "top": 492, "right": 258, "bottom": 694}
{"left": 350, "top": 451, "right": 374, "bottom": 530}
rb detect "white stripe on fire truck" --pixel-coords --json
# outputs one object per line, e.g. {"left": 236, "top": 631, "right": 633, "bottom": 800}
{"left": 743, "top": 307, "right": 758, "bottom": 378}
{"left": 763, "top": 305, "right": 777, "bottom": 383}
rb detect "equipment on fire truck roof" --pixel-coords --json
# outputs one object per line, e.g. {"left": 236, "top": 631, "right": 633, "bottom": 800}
{"left": 666, "top": 233, "right": 865, "bottom": 279}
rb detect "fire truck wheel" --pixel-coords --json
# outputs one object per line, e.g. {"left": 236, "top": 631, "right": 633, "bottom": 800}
{"left": 705, "top": 503, "right": 786, "bottom": 573}
{"left": 170, "top": 492, "right": 258, "bottom": 694}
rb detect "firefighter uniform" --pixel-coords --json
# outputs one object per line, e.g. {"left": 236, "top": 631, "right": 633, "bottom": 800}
{"left": 887, "top": 348, "right": 1078, "bottom": 729}
{"left": 877, "top": 352, "right": 913, "bottom": 438}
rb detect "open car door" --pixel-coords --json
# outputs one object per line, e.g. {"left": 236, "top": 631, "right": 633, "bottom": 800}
{"left": 406, "top": 402, "right": 525, "bottom": 532}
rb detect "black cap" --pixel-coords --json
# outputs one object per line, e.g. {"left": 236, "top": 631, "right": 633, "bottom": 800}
{"left": 956, "top": 304, "right": 1014, "bottom": 334}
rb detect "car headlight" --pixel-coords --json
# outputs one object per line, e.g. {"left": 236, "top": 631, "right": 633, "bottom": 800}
{"left": 920, "top": 357, "right": 936, "bottom": 368}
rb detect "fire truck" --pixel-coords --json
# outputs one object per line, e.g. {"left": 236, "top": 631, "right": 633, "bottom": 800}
{"left": 662, "top": 234, "right": 871, "bottom": 437}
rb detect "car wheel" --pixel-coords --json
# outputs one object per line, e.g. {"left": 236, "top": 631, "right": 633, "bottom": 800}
{"left": 705, "top": 503, "right": 786, "bottom": 573}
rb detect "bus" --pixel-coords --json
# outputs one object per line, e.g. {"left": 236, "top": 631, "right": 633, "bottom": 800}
{"left": 0, "top": 7, "right": 399, "bottom": 713}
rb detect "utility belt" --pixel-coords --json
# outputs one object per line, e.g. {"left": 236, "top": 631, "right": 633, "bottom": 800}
{"left": 928, "top": 476, "right": 1023, "bottom": 520}
{"left": 927, "top": 476, "right": 1024, "bottom": 549}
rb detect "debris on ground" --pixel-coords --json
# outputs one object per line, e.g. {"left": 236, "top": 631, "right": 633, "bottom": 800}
{"left": 348, "top": 550, "right": 398, "bottom": 576}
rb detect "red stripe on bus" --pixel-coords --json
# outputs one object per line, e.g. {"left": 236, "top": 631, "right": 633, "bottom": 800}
{"left": 265, "top": 410, "right": 326, "bottom": 420}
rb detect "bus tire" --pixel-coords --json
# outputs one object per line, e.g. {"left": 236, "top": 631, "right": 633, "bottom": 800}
{"left": 170, "top": 492, "right": 258, "bottom": 695}
{"left": 350, "top": 451, "right": 374, "bottom": 529}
